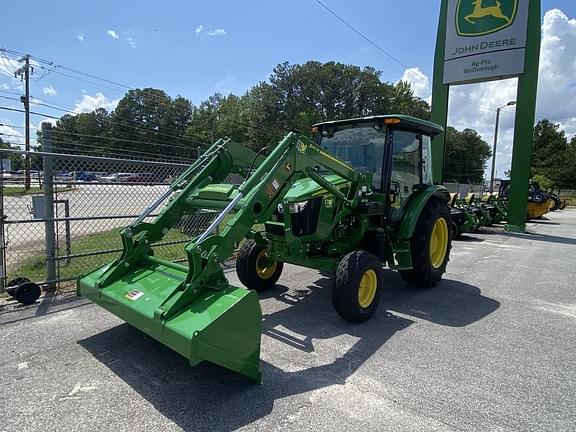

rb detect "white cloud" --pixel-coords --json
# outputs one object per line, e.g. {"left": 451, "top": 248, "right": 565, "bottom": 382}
{"left": 195, "top": 25, "right": 204, "bottom": 34}
{"left": 0, "top": 55, "right": 20, "bottom": 76}
{"left": 0, "top": 83, "right": 10, "bottom": 90}
{"left": 74, "top": 92, "right": 119, "bottom": 113}
{"left": 42, "top": 85, "right": 57, "bottom": 97}
{"left": 78, "top": 33, "right": 85, "bottom": 43}
{"left": 127, "top": 36, "right": 136, "bottom": 49}
{"left": 400, "top": 67, "right": 430, "bottom": 101}
{"left": 208, "top": 28, "right": 226, "bottom": 37}
{"left": 400, "top": 8, "right": 576, "bottom": 180}
{"left": 0, "top": 124, "right": 22, "bottom": 141}
{"left": 107, "top": 30, "right": 119, "bottom": 39}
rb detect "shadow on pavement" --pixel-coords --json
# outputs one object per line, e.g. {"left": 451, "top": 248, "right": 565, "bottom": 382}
{"left": 505, "top": 232, "right": 576, "bottom": 246}
{"left": 0, "top": 290, "right": 88, "bottom": 326}
{"left": 528, "top": 220, "right": 560, "bottom": 226}
{"left": 383, "top": 272, "right": 500, "bottom": 327}
{"left": 454, "top": 235, "right": 485, "bottom": 243}
{"left": 79, "top": 274, "right": 499, "bottom": 431}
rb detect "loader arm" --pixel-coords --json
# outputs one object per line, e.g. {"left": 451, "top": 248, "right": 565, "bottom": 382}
{"left": 78, "top": 131, "right": 369, "bottom": 382}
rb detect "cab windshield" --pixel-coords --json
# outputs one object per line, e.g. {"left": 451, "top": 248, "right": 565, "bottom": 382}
{"left": 319, "top": 123, "right": 385, "bottom": 190}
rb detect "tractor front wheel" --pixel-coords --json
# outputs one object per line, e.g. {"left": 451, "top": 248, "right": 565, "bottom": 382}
{"left": 400, "top": 199, "right": 451, "bottom": 287}
{"left": 333, "top": 251, "right": 384, "bottom": 323}
{"left": 236, "top": 240, "right": 283, "bottom": 291}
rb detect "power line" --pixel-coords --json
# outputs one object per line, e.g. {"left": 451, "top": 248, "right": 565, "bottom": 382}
{"left": 3, "top": 48, "right": 187, "bottom": 110}
{"left": 0, "top": 105, "right": 59, "bottom": 119}
{"left": 0, "top": 95, "right": 21, "bottom": 102}
{"left": 313, "top": 1, "right": 507, "bottom": 115}
{"left": 50, "top": 129, "right": 207, "bottom": 153}
{"left": 6, "top": 138, "right": 195, "bottom": 163}
{"left": 314, "top": 0, "right": 416, "bottom": 75}
{"left": 28, "top": 97, "right": 212, "bottom": 149}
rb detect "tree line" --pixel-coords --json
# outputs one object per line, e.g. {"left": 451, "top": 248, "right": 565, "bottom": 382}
{"left": 531, "top": 119, "right": 576, "bottom": 189}
{"left": 6, "top": 60, "right": 572, "bottom": 187}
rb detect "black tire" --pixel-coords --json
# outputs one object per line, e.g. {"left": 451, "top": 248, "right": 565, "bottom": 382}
{"left": 6, "top": 277, "right": 31, "bottom": 297}
{"left": 14, "top": 282, "right": 41, "bottom": 305}
{"left": 236, "top": 240, "right": 283, "bottom": 291}
{"left": 333, "top": 251, "right": 384, "bottom": 323}
{"left": 550, "top": 196, "right": 561, "bottom": 211}
{"left": 399, "top": 199, "right": 452, "bottom": 287}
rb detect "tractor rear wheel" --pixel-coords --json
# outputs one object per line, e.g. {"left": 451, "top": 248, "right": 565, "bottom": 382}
{"left": 333, "top": 251, "right": 384, "bottom": 323}
{"left": 236, "top": 240, "right": 283, "bottom": 291}
{"left": 400, "top": 199, "right": 451, "bottom": 287}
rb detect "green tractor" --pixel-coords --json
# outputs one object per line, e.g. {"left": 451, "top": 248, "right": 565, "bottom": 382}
{"left": 449, "top": 193, "right": 480, "bottom": 237}
{"left": 78, "top": 115, "right": 452, "bottom": 382}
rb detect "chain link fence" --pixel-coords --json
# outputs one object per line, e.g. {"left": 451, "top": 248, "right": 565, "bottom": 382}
{"left": 443, "top": 182, "right": 485, "bottom": 197}
{"left": 558, "top": 189, "right": 576, "bottom": 206}
{"left": 0, "top": 147, "right": 237, "bottom": 291}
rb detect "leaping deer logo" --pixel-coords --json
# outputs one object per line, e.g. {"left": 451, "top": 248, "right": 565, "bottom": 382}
{"left": 465, "top": 0, "right": 512, "bottom": 24}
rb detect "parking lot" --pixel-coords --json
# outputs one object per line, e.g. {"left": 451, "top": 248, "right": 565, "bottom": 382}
{"left": 1, "top": 209, "right": 575, "bottom": 432}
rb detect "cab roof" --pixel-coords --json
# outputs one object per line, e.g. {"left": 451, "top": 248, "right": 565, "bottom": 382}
{"left": 313, "top": 114, "right": 444, "bottom": 136}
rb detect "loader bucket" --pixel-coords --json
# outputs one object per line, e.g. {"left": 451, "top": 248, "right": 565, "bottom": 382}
{"left": 78, "top": 261, "right": 262, "bottom": 382}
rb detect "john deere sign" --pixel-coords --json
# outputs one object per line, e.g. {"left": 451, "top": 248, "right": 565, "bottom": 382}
{"left": 444, "top": 0, "right": 529, "bottom": 84}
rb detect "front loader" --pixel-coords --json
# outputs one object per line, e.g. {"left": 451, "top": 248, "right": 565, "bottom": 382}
{"left": 78, "top": 115, "right": 452, "bottom": 382}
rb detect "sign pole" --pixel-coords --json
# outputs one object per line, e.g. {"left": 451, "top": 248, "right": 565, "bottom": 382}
{"left": 505, "top": 0, "right": 541, "bottom": 233}
{"left": 431, "top": 0, "right": 450, "bottom": 184}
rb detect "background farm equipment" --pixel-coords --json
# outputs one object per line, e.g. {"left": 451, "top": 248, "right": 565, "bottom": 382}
{"left": 449, "top": 193, "right": 480, "bottom": 238}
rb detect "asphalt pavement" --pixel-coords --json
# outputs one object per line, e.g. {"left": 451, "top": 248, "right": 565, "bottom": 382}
{"left": 1, "top": 209, "right": 575, "bottom": 432}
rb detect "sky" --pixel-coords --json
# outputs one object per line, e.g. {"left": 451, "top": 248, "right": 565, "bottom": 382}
{"left": 1, "top": 0, "right": 575, "bottom": 179}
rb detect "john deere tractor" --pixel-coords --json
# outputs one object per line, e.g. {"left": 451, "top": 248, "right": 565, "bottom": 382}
{"left": 78, "top": 115, "right": 452, "bottom": 382}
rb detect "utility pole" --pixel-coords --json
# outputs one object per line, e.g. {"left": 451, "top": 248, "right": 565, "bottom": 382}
{"left": 490, "top": 101, "right": 516, "bottom": 193}
{"left": 489, "top": 107, "right": 501, "bottom": 194}
{"left": 15, "top": 55, "right": 32, "bottom": 190}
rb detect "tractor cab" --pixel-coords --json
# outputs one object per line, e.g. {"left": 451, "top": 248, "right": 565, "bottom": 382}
{"left": 313, "top": 115, "right": 443, "bottom": 216}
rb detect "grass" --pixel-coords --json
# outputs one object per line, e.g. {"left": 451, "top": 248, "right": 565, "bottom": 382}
{"left": 10, "top": 227, "right": 190, "bottom": 283}
{"left": 8, "top": 213, "right": 256, "bottom": 284}
{"left": 3, "top": 185, "right": 76, "bottom": 197}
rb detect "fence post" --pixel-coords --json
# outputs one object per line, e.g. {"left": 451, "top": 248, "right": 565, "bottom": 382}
{"left": 42, "top": 122, "right": 57, "bottom": 291}
{"left": 0, "top": 151, "right": 5, "bottom": 292}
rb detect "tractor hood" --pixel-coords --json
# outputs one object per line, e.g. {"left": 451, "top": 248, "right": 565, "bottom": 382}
{"left": 284, "top": 174, "right": 351, "bottom": 201}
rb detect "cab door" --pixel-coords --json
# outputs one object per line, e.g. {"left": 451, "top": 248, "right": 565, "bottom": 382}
{"left": 386, "top": 128, "right": 433, "bottom": 218}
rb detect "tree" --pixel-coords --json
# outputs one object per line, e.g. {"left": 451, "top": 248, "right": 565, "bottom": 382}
{"left": 0, "top": 137, "right": 24, "bottom": 171}
{"left": 531, "top": 120, "right": 576, "bottom": 188}
{"left": 532, "top": 174, "right": 553, "bottom": 190}
{"left": 111, "top": 88, "right": 196, "bottom": 160}
{"left": 41, "top": 62, "right": 436, "bottom": 161}
{"left": 242, "top": 61, "right": 430, "bottom": 149}
{"left": 444, "top": 127, "right": 492, "bottom": 183}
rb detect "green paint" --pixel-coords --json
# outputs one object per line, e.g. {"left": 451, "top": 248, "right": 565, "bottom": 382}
{"left": 78, "top": 114, "right": 449, "bottom": 381}
{"left": 397, "top": 186, "right": 451, "bottom": 239}
{"left": 433, "top": 0, "right": 541, "bottom": 229}
{"left": 431, "top": 0, "right": 450, "bottom": 184}
{"left": 505, "top": 0, "right": 541, "bottom": 233}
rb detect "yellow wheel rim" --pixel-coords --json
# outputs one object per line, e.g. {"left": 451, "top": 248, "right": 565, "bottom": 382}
{"left": 358, "top": 269, "right": 378, "bottom": 308}
{"left": 256, "top": 249, "right": 277, "bottom": 279}
{"left": 429, "top": 217, "right": 449, "bottom": 269}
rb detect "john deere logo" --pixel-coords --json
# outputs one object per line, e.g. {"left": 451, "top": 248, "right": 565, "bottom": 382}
{"left": 456, "top": 0, "right": 517, "bottom": 37}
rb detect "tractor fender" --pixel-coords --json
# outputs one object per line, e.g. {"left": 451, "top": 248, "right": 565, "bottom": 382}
{"left": 397, "top": 185, "right": 450, "bottom": 240}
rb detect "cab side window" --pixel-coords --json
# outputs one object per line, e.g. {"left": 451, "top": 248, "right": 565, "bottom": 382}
{"left": 391, "top": 130, "right": 421, "bottom": 205}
